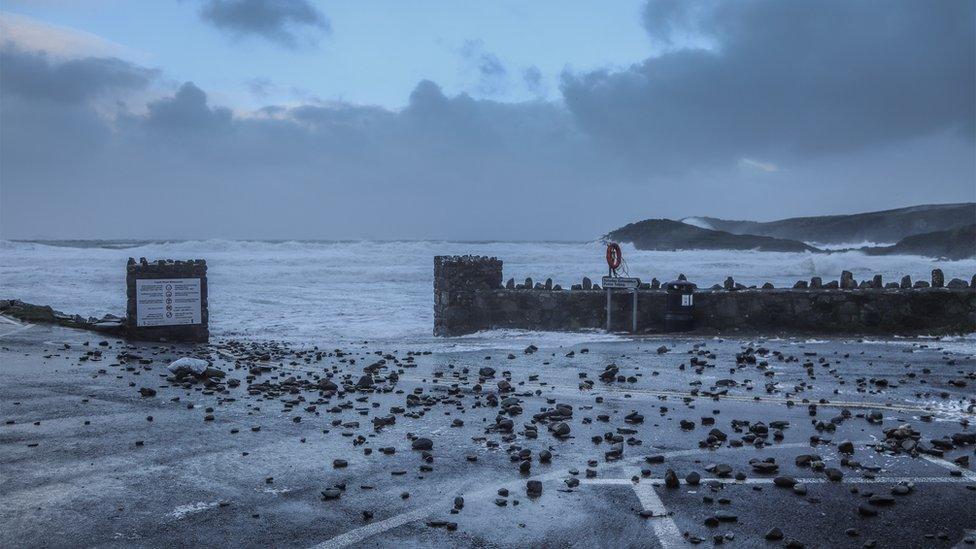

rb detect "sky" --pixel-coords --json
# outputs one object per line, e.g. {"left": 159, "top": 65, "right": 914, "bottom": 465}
{"left": 1, "top": 0, "right": 973, "bottom": 240}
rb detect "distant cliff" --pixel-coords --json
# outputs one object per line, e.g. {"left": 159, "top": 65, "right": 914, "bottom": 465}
{"left": 863, "top": 224, "right": 976, "bottom": 260}
{"left": 683, "top": 203, "right": 975, "bottom": 244}
{"left": 606, "top": 219, "right": 820, "bottom": 253}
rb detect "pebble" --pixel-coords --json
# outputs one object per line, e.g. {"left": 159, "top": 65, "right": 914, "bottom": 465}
{"left": 321, "top": 488, "right": 342, "bottom": 500}
{"left": 664, "top": 469, "right": 680, "bottom": 488}
{"left": 824, "top": 468, "right": 843, "bottom": 481}
{"left": 411, "top": 438, "right": 433, "bottom": 451}
{"left": 857, "top": 504, "right": 878, "bottom": 517}
{"left": 774, "top": 476, "right": 797, "bottom": 488}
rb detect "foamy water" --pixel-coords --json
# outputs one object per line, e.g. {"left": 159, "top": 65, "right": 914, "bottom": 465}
{"left": 1, "top": 239, "right": 973, "bottom": 348}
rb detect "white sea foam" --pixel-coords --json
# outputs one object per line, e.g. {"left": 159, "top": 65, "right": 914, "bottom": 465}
{"left": 807, "top": 241, "right": 894, "bottom": 250}
{"left": 679, "top": 217, "right": 714, "bottom": 230}
{"left": 1, "top": 239, "right": 973, "bottom": 348}
{"left": 168, "top": 501, "right": 220, "bottom": 519}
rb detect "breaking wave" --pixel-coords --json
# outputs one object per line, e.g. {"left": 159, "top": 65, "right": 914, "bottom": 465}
{"left": 2, "top": 239, "right": 973, "bottom": 348}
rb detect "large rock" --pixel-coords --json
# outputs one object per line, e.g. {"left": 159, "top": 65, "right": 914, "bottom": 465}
{"left": 947, "top": 278, "right": 968, "bottom": 289}
{"left": 167, "top": 357, "right": 209, "bottom": 377}
{"left": 840, "top": 271, "right": 856, "bottom": 289}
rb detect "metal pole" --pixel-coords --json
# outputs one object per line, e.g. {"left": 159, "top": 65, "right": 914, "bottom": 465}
{"left": 606, "top": 289, "right": 611, "bottom": 332}
{"left": 632, "top": 289, "right": 637, "bottom": 333}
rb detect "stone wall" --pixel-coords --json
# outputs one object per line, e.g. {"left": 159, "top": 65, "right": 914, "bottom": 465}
{"left": 0, "top": 299, "right": 124, "bottom": 336}
{"left": 433, "top": 255, "right": 502, "bottom": 336}
{"left": 126, "top": 258, "right": 209, "bottom": 342}
{"left": 433, "top": 256, "right": 976, "bottom": 336}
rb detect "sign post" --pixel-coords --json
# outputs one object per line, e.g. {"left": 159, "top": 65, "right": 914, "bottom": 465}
{"left": 126, "top": 258, "right": 209, "bottom": 342}
{"left": 602, "top": 276, "right": 640, "bottom": 333}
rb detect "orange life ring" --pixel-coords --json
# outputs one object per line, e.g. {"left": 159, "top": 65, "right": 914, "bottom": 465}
{"left": 606, "top": 242, "right": 622, "bottom": 270}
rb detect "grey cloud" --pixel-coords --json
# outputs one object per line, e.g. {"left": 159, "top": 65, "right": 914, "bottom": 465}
{"left": 477, "top": 54, "right": 505, "bottom": 80}
{"left": 522, "top": 66, "right": 544, "bottom": 95}
{"left": 2, "top": 2, "right": 974, "bottom": 240}
{"left": 246, "top": 76, "right": 273, "bottom": 98}
{"left": 641, "top": 0, "right": 708, "bottom": 46}
{"left": 0, "top": 45, "right": 156, "bottom": 103}
{"left": 198, "top": 0, "right": 329, "bottom": 48}
{"left": 145, "top": 82, "right": 232, "bottom": 131}
{"left": 1, "top": 58, "right": 609, "bottom": 239}
{"left": 460, "top": 40, "right": 508, "bottom": 95}
{"left": 562, "top": 0, "right": 975, "bottom": 172}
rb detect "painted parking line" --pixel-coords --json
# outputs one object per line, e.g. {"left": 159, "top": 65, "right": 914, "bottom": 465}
{"left": 921, "top": 455, "right": 976, "bottom": 481}
{"left": 309, "top": 503, "right": 441, "bottom": 549}
{"left": 307, "top": 441, "right": 867, "bottom": 548}
{"left": 580, "top": 471, "right": 975, "bottom": 547}
{"left": 632, "top": 482, "right": 685, "bottom": 546}
{"left": 308, "top": 440, "right": 976, "bottom": 548}
{"left": 583, "top": 475, "right": 976, "bottom": 487}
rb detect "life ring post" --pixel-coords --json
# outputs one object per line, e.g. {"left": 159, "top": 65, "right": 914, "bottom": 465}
{"left": 606, "top": 242, "right": 622, "bottom": 277}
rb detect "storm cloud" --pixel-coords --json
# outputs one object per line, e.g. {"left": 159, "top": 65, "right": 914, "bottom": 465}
{"left": 198, "top": 0, "right": 330, "bottom": 47}
{"left": 0, "top": 46, "right": 156, "bottom": 103}
{"left": 1, "top": 0, "right": 973, "bottom": 240}
{"left": 562, "top": 0, "right": 975, "bottom": 173}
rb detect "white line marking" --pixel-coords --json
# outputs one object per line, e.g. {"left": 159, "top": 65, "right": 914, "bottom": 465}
{"left": 585, "top": 476, "right": 974, "bottom": 486}
{"left": 309, "top": 503, "right": 439, "bottom": 549}
{"left": 308, "top": 441, "right": 869, "bottom": 549}
{"left": 921, "top": 455, "right": 976, "bottom": 481}
{"left": 312, "top": 442, "right": 963, "bottom": 549}
{"left": 168, "top": 500, "right": 222, "bottom": 520}
{"left": 580, "top": 472, "right": 975, "bottom": 548}
{"left": 632, "top": 483, "right": 684, "bottom": 547}
{"left": 581, "top": 478, "right": 634, "bottom": 485}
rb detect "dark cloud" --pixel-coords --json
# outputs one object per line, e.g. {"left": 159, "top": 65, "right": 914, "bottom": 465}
{"left": 563, "top": 0, "right": 975, "bottom": 172}
{"left": 0, "top": 46, "right": 156, "bottom": 103}
{"left": 145, "top": 82, "right": 232, "bottom": 131}
{"left": 2, "top": 1, "right": 974, "bottom": 240}
{"left": 522, "top": 66, "right": 544, "bottom": 95}
{"left": 198, "top": 0, "right": 329, "bottom": 48}
{"left": 0, "top": 56, "right": 607, "bottom": 238}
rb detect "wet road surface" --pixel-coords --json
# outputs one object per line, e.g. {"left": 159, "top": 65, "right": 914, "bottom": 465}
{"left": 1, "top": 320, "right": 974, "bottom": 548}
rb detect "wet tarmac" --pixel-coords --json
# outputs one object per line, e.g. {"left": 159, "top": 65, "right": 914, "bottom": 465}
{"left": 1, "top": 319, "right": 974, "bottom": 548}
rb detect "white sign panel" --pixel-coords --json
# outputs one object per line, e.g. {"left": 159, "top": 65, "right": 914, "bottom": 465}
{"left": 602, "top": 276, "right": 641, "bottom": 289}
{"left": 136, "top": 278, "right": 202, "bottom": 327}
{"left": 681, "top": 294, "right": 694, "bottom": 306}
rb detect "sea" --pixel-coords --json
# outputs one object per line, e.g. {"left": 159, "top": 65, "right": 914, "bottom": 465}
{"left": 2, "top": 239, "right": 974, "bottom": 351}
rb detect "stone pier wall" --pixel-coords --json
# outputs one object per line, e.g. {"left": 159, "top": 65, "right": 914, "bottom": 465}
{"left": 433, "top": 255, "right": 503, "bottom": 336}
{"left": 433, "top": 256, "right": 976, "bottom": 336}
